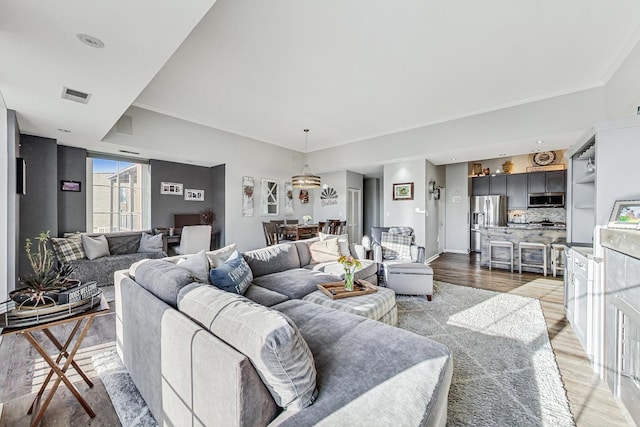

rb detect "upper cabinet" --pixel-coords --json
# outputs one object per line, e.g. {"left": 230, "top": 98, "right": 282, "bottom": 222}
{"left": 506, "top": 174, "right": 528, "bottom": 209}
{"left": 471, "top": 176, "right": 490, "bottom": 196}
{"left": 527, "top": 171, "right": 566, "bottom": 193}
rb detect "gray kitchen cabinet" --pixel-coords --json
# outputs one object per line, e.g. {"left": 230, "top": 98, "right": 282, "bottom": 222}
{"left": 471, "top": 176, "right": 490, "bottom": 196}
{"left": 490, "top": 174, "right": 507, "bottom": 195}
{"left": 528, "top": 172, "right": 547, "bottom": 193}
{"left": 506, "top": 173, "right": 527, "bottom": 209}
{"left": 546, "top": 170, "right": 566, "bottom": 192}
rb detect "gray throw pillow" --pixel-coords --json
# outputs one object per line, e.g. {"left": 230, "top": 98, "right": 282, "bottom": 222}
{"left": 176, "top": 250, "right": 210, "bottom": 283}
{"left": 81, "top": 234, "right": 110, "bottom": 260}
{"left": 178, "top": 285, "right": 317, "bottom": 410}
{"left": 206, "top": 243, "right": 238, "bottom": 268}
{"left": 209, "top": 250, "right": 252, "bottom": 295}
{"left": 135, "top": 259, "right": 195, "bottom": 307}
{"left": 139, "top": 232, "right": 163, "bottom": 253}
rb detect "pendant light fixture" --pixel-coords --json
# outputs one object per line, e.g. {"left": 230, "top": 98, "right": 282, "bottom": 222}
{"left": 292, "top": 129, "right": 321, "bottom": 188}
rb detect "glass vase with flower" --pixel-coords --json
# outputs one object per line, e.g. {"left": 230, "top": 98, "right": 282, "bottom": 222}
{"left": 338, "top": 255, "right": 362, "bottom": 292}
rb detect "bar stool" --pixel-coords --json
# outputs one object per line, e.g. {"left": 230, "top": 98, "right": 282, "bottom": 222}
{"left": 551, "top": 243, "right": 566, "bottom": 278}
{"left": 489, "top": 240, "right": 514, "bottom": 272}
{"left": 518, "top": 242, "right": 548, "bottom": 276}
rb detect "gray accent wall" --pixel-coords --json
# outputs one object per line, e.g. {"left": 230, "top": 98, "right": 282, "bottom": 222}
{"left": 57, "top": 145, "right": 87, "bottom": 234}
{"left": 150, "top": 159, "right": 218, "bottom": 230}
{"left": 363, "top": 178, "right": 381, "bottom": 236}
{"left": 19, "top": 134, "right": 58, "bottom": 279}
{"left": 210, "top": 164, "right": 225, "bottom": 246}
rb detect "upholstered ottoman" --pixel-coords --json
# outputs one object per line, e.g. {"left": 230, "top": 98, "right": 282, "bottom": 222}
{"left": 384, "top": 263, "right": 434, "bottom": 300}
{"left": 302, "top": 286, "right": 397, "bottom": 326}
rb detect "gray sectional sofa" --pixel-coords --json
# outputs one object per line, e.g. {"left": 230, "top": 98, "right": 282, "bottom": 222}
{"left": 115, "top": 238, "right": 453, "bottom": 426}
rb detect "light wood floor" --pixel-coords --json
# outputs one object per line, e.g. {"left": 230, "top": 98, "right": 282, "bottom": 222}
{"left": 0, "top": 254, "right": 635, "bottom": 426}
{"left": 431, "top": 252, "right": 634, "bottom": 427}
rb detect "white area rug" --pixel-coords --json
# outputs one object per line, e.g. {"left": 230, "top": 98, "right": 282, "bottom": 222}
{"left": 398, "top": 281, "right": 575, "bottom": 426}
{"left": 92, "top": 349, "right": 158, "bottom": 427}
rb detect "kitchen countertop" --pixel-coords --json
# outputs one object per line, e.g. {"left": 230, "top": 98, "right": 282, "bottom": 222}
{"left": 566, "top": 243, "right": 594, "bottom": 258}
{"left": 485, "top": 225, "right": 567, "bottom": 230}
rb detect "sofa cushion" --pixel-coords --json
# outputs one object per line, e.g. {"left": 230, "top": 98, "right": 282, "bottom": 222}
{"left": 209, "top": 250, "right": 253, "bottom": 295}
{"left": 50, "top": 234, "right": 85, "bottom": 263}
{"left": 243, "top": 243, "right": 301, "bottom": 278}
{"left": 309, "top": 238, "right": 341, "bottom": 263}
{"left": 139, "top": 232, "right": 163, "bottom": 253}
{"left": 71, "top": 252, "right": 164, "bottom": 286}
{"left": 81, "top": 234, "right": 111, "bottom": 260}
{"left": 251, "top": 268, "right": 338, "bottom": 300}
{"left": 271, "top": 299, "right": 452, "bottom": 427}
{"left": 135, "top": 259, "right": 195, "bottom": 307}
{"left": 178, "top": 285, "right": 317, "bottom": 410}
{"left": 206, "top": 243, "right": 238, "bottom": 268}
{"left": 243, "top": 285, "right": 290, "bottom": 307}
{"left": 103, "top": 232, "right": 143, "bottom": 255}
{"left": 318, "top": 232, "right": 350, "bottom": 256}
{"left": 176, "top": 250, "right": 210, "bottom": 283}
{"left": 293, "top": 238, "right": 318, "bottom": 267}
{"left": 381, "top": 232, "right": 412, "bottom": 260}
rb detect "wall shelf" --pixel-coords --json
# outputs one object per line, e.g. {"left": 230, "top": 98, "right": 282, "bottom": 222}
{"left": 575, "top": 173, "right": 596, "bottom": 184}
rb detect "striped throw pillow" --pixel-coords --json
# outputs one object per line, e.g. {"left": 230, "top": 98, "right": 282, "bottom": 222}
{"left": 50, "top": 234, "right": 86, "bottom": 264}
{"left": 381, "top": 231, "right": 412, "bottom": 260}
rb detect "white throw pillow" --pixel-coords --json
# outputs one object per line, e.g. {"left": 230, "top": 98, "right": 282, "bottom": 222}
{"left": 309, "top": 238, "right": 342, "bottom": 263}
{"left": 206, "top": 243, "right": 238, "bottom": 268}
{"left": 81, "top": 234, "right": 110, "bottom": 260}
{"left": 318, "top": 232, "right": 350, "bottom": 256}
{"left": 176, "top": 250, "right": 210, "bottom": 283}
{"left": 138, "top": 232, "right": 163, "bottom": 253}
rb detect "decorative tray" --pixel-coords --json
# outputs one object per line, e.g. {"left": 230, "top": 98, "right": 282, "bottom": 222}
{"left": 317, "top": 280, "right": 377, "bottom": 300}
{"left": 0, "top": 285, "right": 103, "bottom": 329}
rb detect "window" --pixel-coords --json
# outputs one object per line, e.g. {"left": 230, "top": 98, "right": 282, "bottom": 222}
{"left": 87, "top": 156, "right": 150, "bottom": 233}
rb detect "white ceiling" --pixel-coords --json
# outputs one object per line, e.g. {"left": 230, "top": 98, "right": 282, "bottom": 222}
{"left": 3, "top": 0, "right": 640, "bottom": 163}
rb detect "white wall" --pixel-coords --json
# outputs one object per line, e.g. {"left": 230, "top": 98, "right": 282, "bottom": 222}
{"left": 605, "top": 40, "right": 640, "bottom": 119}
{"left": 445, "top": 163, "right": 470, "bottom": 253}
{"left": 0, "top": 106, "right": 8, "bottom": 302}
{"left": 103, "top": 107, "right": 312, "bottom": 251}
{"left": 314, "top": 171, "right": 346, "bottom": 221}
{"left": 383, "top": 160, "right": 426, "bottom": 247}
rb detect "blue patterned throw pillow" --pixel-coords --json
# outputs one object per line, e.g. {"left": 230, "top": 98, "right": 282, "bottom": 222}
{"left": 209, "top": 250, "right": 253, "bottom": 295}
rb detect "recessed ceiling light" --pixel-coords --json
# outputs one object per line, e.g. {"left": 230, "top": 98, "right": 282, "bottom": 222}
{"left": 57, "top": 128, "right": 71, "bottom": 133}
{"left": 536, "top": 140, "right": 544, "bottom": 144}
{"left": 498, "top": 153, "right": 507, "bottom": 156}
{"left": 451, "top": 158, "right": 456, "bottom": 161}
{"left": 77, "top": 33, "right": 105, "bottom": 48}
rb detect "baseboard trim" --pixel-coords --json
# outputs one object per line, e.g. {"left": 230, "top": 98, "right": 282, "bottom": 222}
{"left": 426, "top": 254, "right": 440, "bottom": 264}
{"left": 444, "top": 249, "right": 470, "bottom": 254}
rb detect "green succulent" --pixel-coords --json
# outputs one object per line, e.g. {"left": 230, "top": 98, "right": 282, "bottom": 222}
{"left": 19, "top": 231, "right": 75, "bottom": 292}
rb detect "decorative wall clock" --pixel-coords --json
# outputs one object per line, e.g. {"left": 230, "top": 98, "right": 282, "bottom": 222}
{"left": 532, "top": 151, "right": 557, "bottom": 166}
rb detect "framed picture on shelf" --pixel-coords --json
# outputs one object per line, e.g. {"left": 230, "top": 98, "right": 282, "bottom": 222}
{"left": 608, "top": 200, "right": 640, "bottom": 229}
{"left": 392, "top": 182, "right": 414, "bottom": 201}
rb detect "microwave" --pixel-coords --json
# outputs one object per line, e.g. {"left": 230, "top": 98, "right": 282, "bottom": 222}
{"left": 528, "top": 192, "right": 565, "bottom": 208}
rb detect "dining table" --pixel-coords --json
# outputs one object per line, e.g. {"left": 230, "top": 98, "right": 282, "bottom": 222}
{"left": 279, "top": 224, "right": 318, "bottom": 240}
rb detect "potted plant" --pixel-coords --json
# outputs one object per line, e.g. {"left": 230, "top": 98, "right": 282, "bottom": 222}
{"left": 10, "top": 231, "right": 78, "bottom": 308}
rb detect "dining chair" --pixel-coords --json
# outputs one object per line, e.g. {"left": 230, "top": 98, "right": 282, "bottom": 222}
{"left": 175, "top": 225, "right": 212, "bottom": 255}
{"left": 271, "top": 220, "right": 285, "bottom": 240}
{"left": 263, "top": 222, "right": 279, "bottom": 246}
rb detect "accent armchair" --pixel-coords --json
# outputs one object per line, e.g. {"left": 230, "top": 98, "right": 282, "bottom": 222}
{"left": 370, "top": 226, "right": 426, "bottom": 266}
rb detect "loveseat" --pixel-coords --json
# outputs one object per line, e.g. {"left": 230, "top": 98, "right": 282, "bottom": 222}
{"left": 115, "top": 238, "right": 452, "bottom": 426}
{"left": 51, "top": 231, "right": 165, "bottom": 286}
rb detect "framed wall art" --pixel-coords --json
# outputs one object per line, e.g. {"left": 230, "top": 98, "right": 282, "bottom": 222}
{"left": 608, "top": 200, "right": 640, "bottom": 229}
{"left": 184, "top": 189, "right": 205, "bottom": 201}
{"left": 261, "top": 179, "right": 279, "bottom": 216}
{"left": 242, "top": 176, "right": 254, "bottom": 217}
{"left": 60, "top": 180, "right": 81, "bottom": 192}
{"left": 393, "top": 182, "right": 414, "bottom": 201}
{"left": 284, "top": 182, "right": 294, "bottom": 215}
{"left": 161, "top": 182, "right": 183, "bottom": 195}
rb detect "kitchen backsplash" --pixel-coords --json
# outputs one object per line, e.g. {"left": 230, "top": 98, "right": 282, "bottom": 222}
{"left": 508, "top": 208, "right": 566, "bottom": 224}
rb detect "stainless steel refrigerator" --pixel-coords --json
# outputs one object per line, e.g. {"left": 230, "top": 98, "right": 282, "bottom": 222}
{"left": 470, "top": 195, "right": 508, "bottom": 252}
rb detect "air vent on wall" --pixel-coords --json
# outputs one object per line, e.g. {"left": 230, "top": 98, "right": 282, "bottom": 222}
{"left": 61, "top": 87, "right": 91, "bottom": 104}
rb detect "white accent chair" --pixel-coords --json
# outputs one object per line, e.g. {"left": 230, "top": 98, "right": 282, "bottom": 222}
{"left": 175, "top": 225, "right": 212, "bottom": 255}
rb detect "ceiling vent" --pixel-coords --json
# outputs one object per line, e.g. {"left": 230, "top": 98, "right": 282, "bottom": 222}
{"left": 119, "top": 149, "right": 140, "bottom": 155}
{"left": 61, "top": 87, "right": 91, "bottom": 104}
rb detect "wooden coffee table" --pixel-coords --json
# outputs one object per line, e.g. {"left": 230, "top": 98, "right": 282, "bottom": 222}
{"left": 1, "top": 294, "right": 110, "bottom": 427}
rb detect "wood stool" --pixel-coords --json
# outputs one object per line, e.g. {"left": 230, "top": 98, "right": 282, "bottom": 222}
{"left": 489, "top": 240, "right": 514, "bottom": 272}
{"left": 519, "top": 242, "right": 548, "bottom": 276}
{"left": 551, "top": 243, "right": 566, "bottom": 277}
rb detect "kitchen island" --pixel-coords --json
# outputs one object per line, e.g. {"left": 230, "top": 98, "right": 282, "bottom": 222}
{"left": 479, "top": 226, "right": 566, "bottom": 274}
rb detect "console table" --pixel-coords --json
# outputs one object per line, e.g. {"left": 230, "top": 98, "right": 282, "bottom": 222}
{"left": 1, "top": 295, "right": 110, "bottom": 426}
